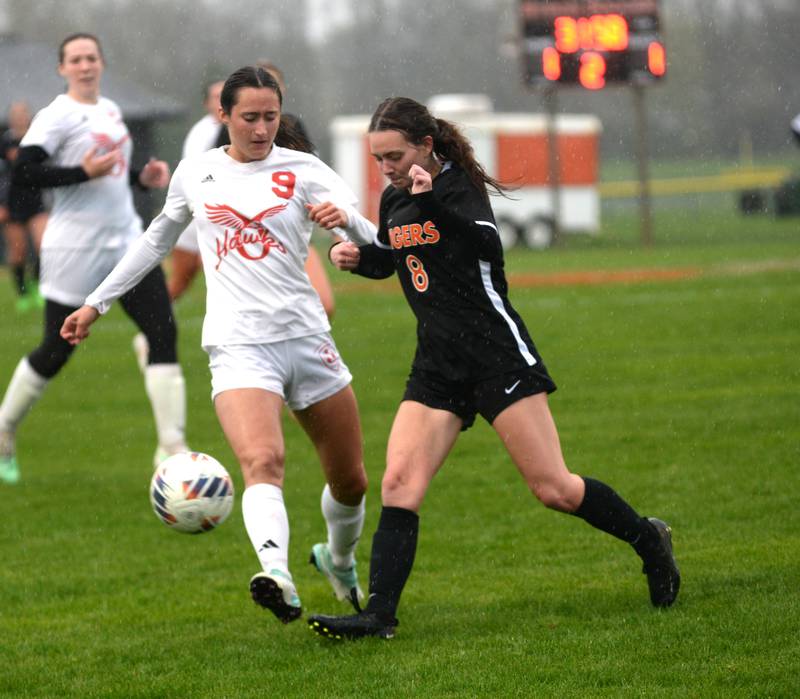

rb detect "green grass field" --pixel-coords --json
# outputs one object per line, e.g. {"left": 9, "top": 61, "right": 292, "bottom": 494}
{"left": 1, "top": 206, "right": 798, "bottom": 698}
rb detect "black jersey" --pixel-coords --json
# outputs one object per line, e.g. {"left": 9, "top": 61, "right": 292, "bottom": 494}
{"left": 354, "top": 162, "right": 548, "bottom": 383}
{"left": 0, "top": 129, "right": 21, "bottom": 161}
{"left": 1, "top": 129, "right": 45, "bottom": 221}
{"left": 0, "top": 130, "right": 18, "bottom": 205}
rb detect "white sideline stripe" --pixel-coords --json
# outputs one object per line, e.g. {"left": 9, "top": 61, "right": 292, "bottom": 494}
{"left": 479, "top": 260, "right": 536, "bottom": 366}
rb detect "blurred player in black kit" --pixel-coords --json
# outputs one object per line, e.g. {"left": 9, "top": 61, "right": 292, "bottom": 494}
{"left": 0, "top": 101, "right": 48, "bottom": 312}
{"left": 308, "top": 96, "right": 680, "bottom": 640}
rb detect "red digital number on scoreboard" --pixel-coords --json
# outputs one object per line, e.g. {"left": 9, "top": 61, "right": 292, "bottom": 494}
{"left": 554, "top": 14, "right": 628, "bottom": 53}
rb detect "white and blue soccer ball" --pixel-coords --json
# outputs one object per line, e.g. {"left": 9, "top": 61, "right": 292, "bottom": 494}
{"left": 149, "top": 452, "right": 234, "bottom": 534}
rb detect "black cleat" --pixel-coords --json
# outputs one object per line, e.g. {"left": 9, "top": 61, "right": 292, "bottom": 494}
{"left": 307, "top": 611, "right": 397, "bottom": 640}
{"left": 250, "top": 571, "right": 302, "bottom": 624}
{"left": 642, "top": 517, "right": 681, "bottom": 608}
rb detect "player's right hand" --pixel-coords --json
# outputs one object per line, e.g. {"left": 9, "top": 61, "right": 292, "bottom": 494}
{"left": 329, "top": 241, "right": 360, "bottom": 271}
{"left": 409, "top": 164, "right": 433, "bottom": 194}
{"left": 81, "top": 145, "right": 121, "bottom": 179}
{"left": 60, "top": 305, "right": 100, "bottom": 345}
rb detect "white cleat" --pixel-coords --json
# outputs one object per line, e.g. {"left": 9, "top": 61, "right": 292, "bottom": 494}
{"left": 250, "top": 570, "right": 302, "bottom": 624}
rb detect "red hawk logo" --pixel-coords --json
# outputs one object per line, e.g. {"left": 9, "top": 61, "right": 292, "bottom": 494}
{"left": 91, "top": 133, "right": 129, "bottom": 175}
{"left": 205, "top": 202, "right": 289, "bottom": 270}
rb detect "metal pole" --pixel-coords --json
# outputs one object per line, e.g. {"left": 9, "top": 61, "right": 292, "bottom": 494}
{"left": 544, "top": 85, "right": 561, "bottom": 245}
{"left": 633, "top": 84, "right": 654, "bottom": 246}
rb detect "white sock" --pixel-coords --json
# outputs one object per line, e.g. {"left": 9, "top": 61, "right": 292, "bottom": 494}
{"left": 144, "top": 363, "right": 187, "bottom": 453}
{"left": 132, "top": 332, "right": 150, "bottom": 374}
{"left": 0, "top": 358, "right": 48, "bottom": 436}
{"left": 242, "top": 483, "right": 291, "bottom": 576}
{"left": 321, "top": 484, "right": 365, "bottom": 569}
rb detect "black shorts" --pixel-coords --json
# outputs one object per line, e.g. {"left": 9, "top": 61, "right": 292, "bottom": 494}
{"left": 8, "top": 187, "right": 45, "bottom": 223}
{"left": 402, "top": 363, "right": 557, "bottom": 431}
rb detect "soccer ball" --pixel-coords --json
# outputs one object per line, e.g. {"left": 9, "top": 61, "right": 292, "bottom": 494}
{"left": 149, "top": 452, "right": 235, "bottom": 534}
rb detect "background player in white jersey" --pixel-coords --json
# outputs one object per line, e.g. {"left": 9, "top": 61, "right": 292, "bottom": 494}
{"left": 0, "top": 33, "right": 188, "bottom": 485}
{"left": 168, "top": 78, "right": 225, "bottom": 301}
{"left": 60, "top": 66, "right": 377, "bottom": 624}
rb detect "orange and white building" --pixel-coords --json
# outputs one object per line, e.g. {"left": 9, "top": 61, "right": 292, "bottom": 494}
{"left": 329, "top": 94, "right": 602, "bottom": 248}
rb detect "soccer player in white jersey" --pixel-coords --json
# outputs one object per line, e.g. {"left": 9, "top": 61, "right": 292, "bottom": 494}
{"left": 133, "top": 72, "right": 336, "bottom": 370}
{"left": 60, "top": 66, "right": 377, "bottom": 624}
{"left": 165, "top": 70, "right": 335, "bottom": 313}
{"left": 0, "top": 33, "right": 188, "bottom": 486}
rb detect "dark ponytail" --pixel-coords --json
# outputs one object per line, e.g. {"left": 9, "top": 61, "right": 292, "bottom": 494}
{"left": 276, "top": 114, "right": 315, "bottom": 153}
{"left": 368, "top": 96, "right": 509, "bottom": 199}
{"left": 220, "top": 66, "right": 314, "bottom": 154}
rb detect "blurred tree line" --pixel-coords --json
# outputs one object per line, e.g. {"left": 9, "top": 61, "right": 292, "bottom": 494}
{"left": 2, "top": 0, "right": 798, "bottom": 166}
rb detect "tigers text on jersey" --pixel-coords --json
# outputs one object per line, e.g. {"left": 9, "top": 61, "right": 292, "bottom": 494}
{"left": 361, "top": 163, "right": 547, "bottom": 382}
{"left": 21, "top": 94, "right": 140, "bottom": 250}
{"left": 87, "top": 145, "right": 375, "bottom": 349}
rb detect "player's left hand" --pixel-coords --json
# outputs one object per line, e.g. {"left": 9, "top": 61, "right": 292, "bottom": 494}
{"left": 329, "top": 241, "right": 360, "bottom": 270}
{"left": 60, "top": 305, "right": 100, "bottom": 346}
{"left": 139, "top": 158, "right": 170, "bottom": 189}
{"left": 409, "top": 164, "right": 432, "bottom": 194}
{"left": 306, "top": 201, "right": 348, "bottom": 229}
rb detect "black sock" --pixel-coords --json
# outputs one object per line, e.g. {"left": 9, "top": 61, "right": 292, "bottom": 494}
{"left": 11, "top": 265, "right": 26, "bottom": 295}
{"left": 571, "top": 477, "right": 659, "bottom": 559}
{"left": 364, "top": 506, "right": 419, "bottom": 620}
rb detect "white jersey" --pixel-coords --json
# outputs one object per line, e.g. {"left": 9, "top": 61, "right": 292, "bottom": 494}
{"left": 182, "top": 114, "right": 222, "bottom": 159}
{"left": 175, "top": 114, "right": 223, "bottom": 253}
{"left": 21, "top": 94, "right": 140, "bottom": 250}
{"left": 86, "top": 145, "right": 376, "bottom": 349}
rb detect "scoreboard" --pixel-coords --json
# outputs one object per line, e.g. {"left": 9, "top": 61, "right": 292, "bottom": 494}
{"left": 520, "top": 0, "right": 666, "bottom": 89}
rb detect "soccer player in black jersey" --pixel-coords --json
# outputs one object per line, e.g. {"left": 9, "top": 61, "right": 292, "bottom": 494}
{"left": 308, "top": 97, "right": 680, "bottom": 640}
{"left": 0, "top": 101, "right": 48, "bottom": 313}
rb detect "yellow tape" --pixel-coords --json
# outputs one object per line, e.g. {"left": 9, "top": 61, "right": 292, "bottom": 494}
{"left": 599, "top": 169, "right": 791, "bottom": 198}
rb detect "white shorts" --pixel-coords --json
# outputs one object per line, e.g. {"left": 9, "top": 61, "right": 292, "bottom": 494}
{"left": 40, "top": 246, "right": 127, "bottom": 307}
{"left": 207, "top": 332, "right": 352, "bottom": 411}
{"left": 174, "top": 223, "right": 200, "bottom": 254}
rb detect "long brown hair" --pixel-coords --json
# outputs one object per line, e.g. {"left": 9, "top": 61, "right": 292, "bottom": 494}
{"left": 220, "top": 66, "right": 314, "bottom": 153}
{"left": 368, "top": 97, "right": 508, "bottom": 199}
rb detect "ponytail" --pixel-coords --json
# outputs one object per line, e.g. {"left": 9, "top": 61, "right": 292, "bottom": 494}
{"left": 432, "top": 118, "right": 508, "bottom": 199}
{"left": 275, "top": 114, "right": 315, "bottom": 154}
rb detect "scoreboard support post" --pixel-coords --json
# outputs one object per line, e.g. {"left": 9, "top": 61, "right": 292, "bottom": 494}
{"left": 544, "top": 85, "right": 562, "bottom": 245}
{"left": 633, "top": 84, "right": 653, "bottom": 247}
